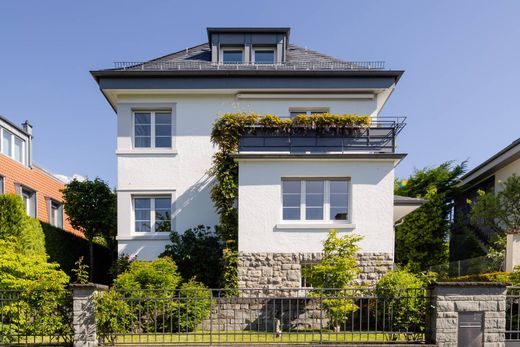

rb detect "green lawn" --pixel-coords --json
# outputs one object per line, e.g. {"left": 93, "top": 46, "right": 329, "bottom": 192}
{"left": 101, "top": 330, "right": 424, "bottom": 345}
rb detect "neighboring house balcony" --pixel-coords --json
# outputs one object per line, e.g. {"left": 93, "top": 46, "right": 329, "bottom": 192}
{"left": 238, "top": 117, "right": 406, "bottom": 154}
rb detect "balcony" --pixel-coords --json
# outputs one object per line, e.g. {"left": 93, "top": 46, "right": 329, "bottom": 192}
{"left": 238, "top": 117, "right": 406, "bottom": 154}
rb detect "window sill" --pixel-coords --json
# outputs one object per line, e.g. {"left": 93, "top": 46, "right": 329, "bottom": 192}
{"left": 117, "top": 233, "right": 171, "bottom": 241}
{"left": 116, "top": 149, "right": 178, "bottom": 156}
{"left": 275, "top": 223, "right": 356, "bottom": 230}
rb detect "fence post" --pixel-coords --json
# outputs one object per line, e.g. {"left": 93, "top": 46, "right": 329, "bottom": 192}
{"left": 71, "top": 284, "right": 109, "bottom": 347}
{"left": 427, "top": 282, "right": 508, "bottom": 347}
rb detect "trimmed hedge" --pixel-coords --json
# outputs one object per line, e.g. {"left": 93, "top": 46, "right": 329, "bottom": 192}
{"left": 443, "top": 272, "right": 512, "bottom": 283}
{"left": 40, "top": 222, "right": 113, "bottom": 284}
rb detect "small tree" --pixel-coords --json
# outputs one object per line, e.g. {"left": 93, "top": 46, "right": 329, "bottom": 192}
{"left": 303, "top": 230, "right": 362, "bottom": 331}
{"left": 61, "top": 178, "right": 116, "bottom": 281}
{"left": 469, "top": 174, "right": 520, "bottom": 268}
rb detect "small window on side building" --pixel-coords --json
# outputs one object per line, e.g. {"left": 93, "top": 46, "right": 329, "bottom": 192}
{"left": 49, "top": 200, "right": 64, "bottom": 229}
{"left": 21, "top": 187, "right": 36, "bottom": 218}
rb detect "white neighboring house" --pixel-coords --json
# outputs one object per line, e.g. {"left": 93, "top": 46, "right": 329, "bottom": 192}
{"left": 92, "top": 27, "right": 423, "bottom": 287}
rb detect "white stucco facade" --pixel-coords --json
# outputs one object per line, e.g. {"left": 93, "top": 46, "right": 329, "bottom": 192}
{"left": 114, "top": 93, "right": 388, "bottom": 259}
{"left": 494, "top": 158, "right": 520, "bottom": 191}
{"left": 237, "top": 159, "right": 397, "bottom": 254}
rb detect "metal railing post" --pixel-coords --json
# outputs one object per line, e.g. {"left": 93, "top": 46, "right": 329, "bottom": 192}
{"left": 209, "top": 290, "right": 213, "bottom": 346}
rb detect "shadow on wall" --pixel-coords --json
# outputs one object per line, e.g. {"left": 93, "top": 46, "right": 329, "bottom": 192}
{"left": 173, "top": 173, "right": 216, "bottom": 232}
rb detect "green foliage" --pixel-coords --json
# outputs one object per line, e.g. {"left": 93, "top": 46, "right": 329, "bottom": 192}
{"left": 113, "top": 258, "right": 182, "bottom": 290}
{"left": 375, "top": 269, "right": 428, "bottom": 341}
{"left": 303, "top": 230, "right": 362, "bottom": 330}
{"left": 221, "top": 247, "right": 239, "bottom": 294}
{"left": 40, "top": 221, "right": 112, "bottom": 284}
{"left": 96, "top": 262, "right": 211, "bottom": 343}
{"left": 72, "top": 256, "right": 90, "bottom": 284}
{"left": 0, "top": 194, "right": 46, "bottom": 257}
{"left": 108, "top": 254, "right": 134, "bottom": 278}
{"left": 511, "top": 266, "right": 520, "bottom": 285}
{"left": 303, "top": 230, "right": 362, "bottom": 288}
{"left": 395, "top": 161, "right": 466, "bottom": 272}
{"left": 0, "top": 238, "right": 70, "bottom": 342}
{"left": 161, "top": 225, "right": 223, "bottom": 288}
{"left": 61, "top": 178, "right": 117, "bottom": 279}
{"left": 470, "top": 174, "right": 520, "bottom": 235}
{"left": 95, "top": 289, "right": 131, "bottom": 345}
{"left": 445, "top": 272, "right": 512, "bottom": 283}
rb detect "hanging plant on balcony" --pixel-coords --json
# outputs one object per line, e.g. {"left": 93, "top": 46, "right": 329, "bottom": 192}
{"left": 210, "top": 112, "right": 372, "bottom": 289}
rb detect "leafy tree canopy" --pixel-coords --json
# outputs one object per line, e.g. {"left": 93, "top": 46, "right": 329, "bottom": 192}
{"left": 394, "top": 161, "right": 466, "bottom": 272}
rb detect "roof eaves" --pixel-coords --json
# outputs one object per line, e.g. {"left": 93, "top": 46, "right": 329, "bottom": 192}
{"left": 0, "top": 114, "right": 30, "bottom": 137}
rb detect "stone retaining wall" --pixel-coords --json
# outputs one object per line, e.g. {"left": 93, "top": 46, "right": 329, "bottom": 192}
{"left": 238, "top": 252, "right": 393, "bottom": 289}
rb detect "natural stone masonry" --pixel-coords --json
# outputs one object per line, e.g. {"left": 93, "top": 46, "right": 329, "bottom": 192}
{"left": 71, "top": 284, "right": 108, "bottom": 347}
{"left": 427, "top": 282, "right": 508, "bottom": 347}
{"left": 238, "top": 252, "right": 393, "bottom": 289}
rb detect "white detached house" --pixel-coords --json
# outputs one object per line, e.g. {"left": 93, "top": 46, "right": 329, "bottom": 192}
{"left": 92, "top": 27, "right": 423, "bottom": 287}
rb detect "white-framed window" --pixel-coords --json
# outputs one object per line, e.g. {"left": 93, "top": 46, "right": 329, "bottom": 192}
{"left": 133, "top": 196, "right": 172, "bottom": 233}
{"left": 49, "top": 200, "right": 64, "bottom": 229}
{"left": 289, "top": 108, "right": 330, "bottom": 119}
{"left": 133, "top": 111, "right": 172, "bottom": 149}
{"left": 0, "top": 126, "right": 25, "bottom": 164}
{"left": 221, "top": 48, "right": 244, "bottom": 64}
{"left": 253, "top": 47, "right": 276, "bottom": 64}
{"left": 20, "top": 186, "right": 36, "bottom": 217}
{"left": 282, "top": 179, "right": 350, "bottom": 222}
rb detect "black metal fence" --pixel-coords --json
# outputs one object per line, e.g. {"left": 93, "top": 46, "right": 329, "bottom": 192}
{"left": 0, "top": 289, "right": 73, "bottom": 346}
{"left": 506, "top": 287, "right": 520, "bottom": 341}
{"left": 97, "top": 287, "right": 428, "bottom": 345}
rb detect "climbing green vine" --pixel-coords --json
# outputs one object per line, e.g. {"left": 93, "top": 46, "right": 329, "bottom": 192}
{"left": 209, "top": 112, "right": 372, "bottom": 288}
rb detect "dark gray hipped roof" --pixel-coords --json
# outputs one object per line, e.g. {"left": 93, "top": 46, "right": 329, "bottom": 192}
{"left": 97, "top": 43, "right": 391, "bottom": 73}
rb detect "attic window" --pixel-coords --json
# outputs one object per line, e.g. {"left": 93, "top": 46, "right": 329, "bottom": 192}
{"left": 253, "top": 49, "right": 275, "bottom": 64}
{"left": 222, "top": 49, "right": 243, "bottom": 64}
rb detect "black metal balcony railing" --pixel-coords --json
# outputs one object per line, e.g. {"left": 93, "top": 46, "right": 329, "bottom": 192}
{"left": 113, "top": 61, "right": 386, "bottom": 71}
{"left": 238, "top": 117, "right": 406, "bottom": 154}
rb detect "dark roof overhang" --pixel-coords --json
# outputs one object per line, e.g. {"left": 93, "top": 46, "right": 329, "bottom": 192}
{"left": 207, "top": 27, "right": 291, "bottom": 45}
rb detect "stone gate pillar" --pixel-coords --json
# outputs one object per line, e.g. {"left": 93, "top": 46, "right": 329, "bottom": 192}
{"left": 71, "top": 284, "right": 109, "bottom": 347}
{"left": 427, "top": 282, "right": 508, "bottom": 347}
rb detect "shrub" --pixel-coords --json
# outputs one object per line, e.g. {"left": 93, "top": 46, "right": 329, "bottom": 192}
{"left": 0, "top": 194, "right": 46, "bottom": 257}
{"left": 95, "top": 289, "right": 131, "bottom": 345}
{"left": 221, "top": 247, "right": 239, "bottom": 294}
{"left": 446, "top": 272, "right": 512, "bottom": 283}
{"left": 161, "top": 225, "right": 223, "bottom": 288}
{"left": 113, "top": 257, "right": 182, "bottom": 290}
{"left": 375, "top": 269, "right": 428, "bottom": 341}
{"left": 0, "top": 238, "right": 70, "bottom": 342}
{"left": 173, "top": 279, "right": 212, "bottom": 332}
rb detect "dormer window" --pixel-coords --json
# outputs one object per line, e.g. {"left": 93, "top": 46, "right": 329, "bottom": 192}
{"left": 253, "top": 48, "right": 276, "bottom": 64}
{"left": 222, "top": 49, "right": 243, "bottom": 64}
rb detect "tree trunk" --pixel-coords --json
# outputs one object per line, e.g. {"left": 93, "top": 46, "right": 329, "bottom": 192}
{"left": 88, "top": 239, "right": 94, "bottom": 282}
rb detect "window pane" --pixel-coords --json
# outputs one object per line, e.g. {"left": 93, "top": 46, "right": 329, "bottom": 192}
{"left": 155, "top": 125, "right": 171, "bottom": 136}
{"left": 255, "top": 50, "right": 275, "bottom": 64}
{"left": 283, "top": 208, "right": 300, "bottom": 220}
{"left": 135, "top": 124, "right": 151, "bottom": 136}
{"left": 330, "top": 194, "right": 348, "bottom": 207}
{"left": 306, "top": 181, "right": 324, "bottom": 194}
{"left": 134, "top": 198, "right": 151, "bottom": 209}
{"left": 135, "top": 137, "right": 151, "bottom": 148}
{"left": 223, "top": 50, "right": 243, "bottom": 64}
{"left": 283, "top": 194, "right": 300, "bottom": 207}
{"left": 155, "top": 198, "right": 171, "bottom": 209}
{"left": 135, "top": 221, "right": 151, "bottom": 232}
{"left": 135, "top": 113, "right": 151, "bottom": 124}
{"left": 14, "top": 137, "right": 23, "bottom": 163}
{"left": 135, "top": 209, "right": 149, "bottom": 221}
{"left": 0, "top": 177, "right": 4, "bottom": 194}
{"left": 155, "top": 137, "right": 171, "bottom": 148}
{"left": 2, "top": 129, "right": 12, "bottom": 156}
{"left": 283, "top": 180, "right": 301, "bottom": 194}
{"left": 306, "top": 207, "right": 323, "bottom": 220}
{"left": 330, "top": 181, "right": 348, "bottom": 194}
{"left": 155, "top": 113, "right": 171, "bottom": 124}
{"left": 330, "top": 207, "right": 348, "bottom": 220}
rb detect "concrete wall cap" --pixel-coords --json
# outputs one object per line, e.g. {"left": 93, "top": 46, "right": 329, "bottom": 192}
{"left": 431, "top": 282, "right": 511, "bottom": 288}
{"left": 70, "top": 283, "right": 109, "bottom": 291}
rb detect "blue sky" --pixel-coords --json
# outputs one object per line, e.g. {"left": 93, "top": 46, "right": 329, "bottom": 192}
{"left": 1, "top": 0, "right": 519, "bottom": 186}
